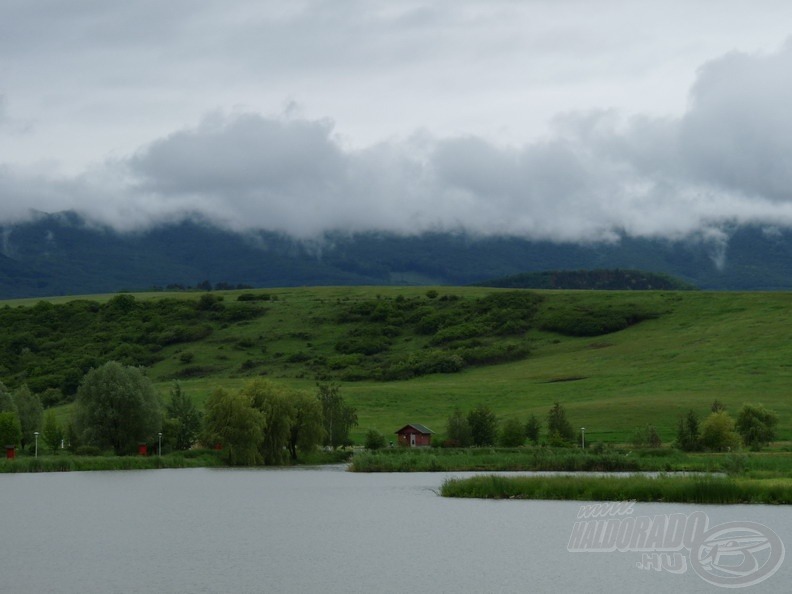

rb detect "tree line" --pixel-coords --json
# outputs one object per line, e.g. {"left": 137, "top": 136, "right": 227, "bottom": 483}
{"left": 437, "top": 399, "right": 779, "bottom": 451}
{"left": 0, "top": 361, "right": 357, "bottom": 465}
{"left": 440, "top": 402, "right": 578, "bottom": 448}
{"left": 675, "top": 400, "right": 778, "bottom": 452}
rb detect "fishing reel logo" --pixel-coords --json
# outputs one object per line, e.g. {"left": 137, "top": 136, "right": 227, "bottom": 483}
{"left": 690, "top": 521, "right": 785, "bottom": 588}
{"left": 568, "top": 503, "right": 785, "bottom": 588}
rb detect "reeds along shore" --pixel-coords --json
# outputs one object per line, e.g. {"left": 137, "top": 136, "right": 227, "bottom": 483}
{"left": 440, "top": 474, "right": 792, "bottom": 504}
{"left": 0, "top": 449, "right": 351, "bottom": 473}
{"left": 347, "top": 447, "right": 754, "bottom": 473}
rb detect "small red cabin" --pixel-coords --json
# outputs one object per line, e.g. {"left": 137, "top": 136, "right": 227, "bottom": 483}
{"left": 395, "top": 424, "right": 434, "bottom": 447}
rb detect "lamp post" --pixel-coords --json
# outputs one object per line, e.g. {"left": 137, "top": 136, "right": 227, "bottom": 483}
{"left": 581, "top": 427, "right": 585, "bottom": 449}
{"left": 34, "top": 431, "right": 39, "bottom": 458}
{"left": 158, "top": 432, "right": 163, "bottom": 456}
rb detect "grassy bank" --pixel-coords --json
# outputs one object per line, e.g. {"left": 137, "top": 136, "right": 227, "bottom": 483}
{"left": 350, "top": 447, "right": 716, "bottom": 472}
{"left": 0, "top": 450, "right": 223, "bottom": 473}
{"left": 0, "top": 449, "right": 352, "bottom": 473}
{"left": 348, "top": 447, "right": 782, "bottom": 474}
{"left": 440, "top": 474, "right": 792, "bottom": 504}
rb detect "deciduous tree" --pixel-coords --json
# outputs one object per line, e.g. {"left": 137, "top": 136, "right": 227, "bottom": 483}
{"left": 244, "top": 379, "right": 294, "bottom": 465}
{"left": 74, "top": 361, "right": 163, "bottom": 455}
{"left": 165, "top": 382, "right": 202, "bottom": 451}
{"left": 700, "top": 411, "right": 740, "bottom": 452}
{"left": 736, "top": 403, "right": 778, "bottom": 450}
{"left": 364, "top": 429, "right": 387, "bottom": 450}
{"left": 0, "top": 412, "right": 22, "bottom": 448}
{"left": 547, "top": 402, "right": 574, "bottom": 444}
{"left": 525, "top": 414, "right": 541, "bottom": 445}
{"left": 42, "top": 410, "right": 64, "bottom": 454}
{"left": 676, "top": 410, "right": 702, "bottom": 452}
{"left": 13, "top": 385, "right": 42, "bottom": 449}
{"left": 468, "top": 404, "right": 497, "bottom": 446}
{"left": 446, "top": 408, "right": 473, "bottom": 447}
{"left": 202, "top": 387, "right": 263, "bottom": 466}
{"left": 0, "top": 381, "right": 15, "bottom": 413}
{"left": 288, "top": 392, "right": 324, "bottom": 460}
{"left": 317, "top": 383, "right": 357, "bottom": 449}
{"left": 498, "top": 418, "right": 526, "bottom": 447}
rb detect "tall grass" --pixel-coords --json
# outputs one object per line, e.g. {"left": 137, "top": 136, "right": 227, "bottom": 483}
{"left": 440, "top": 474, "right": 792, "bottom": 504}
{"left": 0, "top": 450, "right": 224, "bottom": 473}
{"left": 349, "top": 447, "right": 697, "bottom": 473}
{"left": 0, "top": 449, "right": 352, "bottom": 473}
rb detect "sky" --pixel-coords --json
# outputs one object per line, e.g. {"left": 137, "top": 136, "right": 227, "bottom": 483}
{"left": 2, "top": 0, "right": 792, "bottom": 243}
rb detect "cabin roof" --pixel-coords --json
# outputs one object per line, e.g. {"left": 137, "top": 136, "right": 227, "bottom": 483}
{"left": 395, "top": 423, "right": 434, "bottom": 435}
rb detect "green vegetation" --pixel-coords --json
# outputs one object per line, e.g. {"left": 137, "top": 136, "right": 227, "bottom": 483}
{"left": 364, "top": 429, "right": 387, "bottom": 450}
{"left": 467, "top": 404, "right": 498, "bottom": 446}
{"left": 164, "top": 382, "right": 202, "bottom": 451}
{"left": 42, "top": 410, "right": 64, "bottom": 454}
{"left": 351, "top": 447, "right": 686, "bottom": 473}
{"left": 736, "top": 403, "right": 779, "bottom": 450}
{"left": 12, "top": 384, "right": 42, "bottom": 449}
{"left": 547, "top": 401, "right": 575, "bottom": 444}
{"left": 0, "top": 450, "right": 224, "bottom": 472}
{"left": 74, "top": 362, "right": 163, "bottom": 455}
{"left": 317, "top": 382, "right": 358, "bottom": 448}
{"left": 0, "top": 448, "right": 352, "bottom": 473}
{"left": 202, "top": 387, "right": 264, "bottom": 465}
{"left": 0, "top": 411, "right": 22, "bottom": 448}
{"left": 445, "top": 408, "right": 473, "bottom": 447}
{"left": 700, "top": 411, "right": 741, "bottom": 452}
{"left": 440, "top": 474, "right": 792, "bottom": 505}
{"left": 2, "top": 286, "right": 792, "bottom": 451}
{"left": 0, "top": 293, "right": 266, "bottom": 397}
{"left": 349, "top": 446, "right": 792, "bottom": 475}
{"left": 201, "top": 379, "right": 354, "bottom": 466}
{"left": 498, "top": 418, "right": 527, "bottom": 447}
{"left": 477, "top": 269, "right": 697, "bottom": 291}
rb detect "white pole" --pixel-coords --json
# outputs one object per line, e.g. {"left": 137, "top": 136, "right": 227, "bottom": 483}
{"left": 34, "top": 431, "right": 39, "bottom": 458}
{"left": 158, "top": 432, "right": 163, "bottom": 456}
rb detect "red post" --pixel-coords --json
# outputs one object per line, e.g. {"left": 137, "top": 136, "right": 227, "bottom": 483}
{"left": 5, "top": 445, "right": 16, "bottom": 459}
{"left": 138, "top": 443, "right": 148, "bottom": 456}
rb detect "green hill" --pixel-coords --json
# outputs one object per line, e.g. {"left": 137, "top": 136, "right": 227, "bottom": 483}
{"left": 4, "top": 286, "right": 792, "bottom": 445}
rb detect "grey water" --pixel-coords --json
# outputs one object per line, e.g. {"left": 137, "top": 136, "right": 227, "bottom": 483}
{"left": 1, "top": 467, "right": 789, "bottom": 594}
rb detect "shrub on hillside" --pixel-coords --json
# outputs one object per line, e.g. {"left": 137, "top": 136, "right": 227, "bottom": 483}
{"left": 538, "top": 305, "right": 659, "bottom": 337}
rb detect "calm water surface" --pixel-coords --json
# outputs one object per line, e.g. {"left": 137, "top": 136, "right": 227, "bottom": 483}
{"left": 1, "top": 466, "right": 789, "bottom": 593}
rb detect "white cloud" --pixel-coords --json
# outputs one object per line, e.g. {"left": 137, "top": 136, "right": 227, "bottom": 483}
{"left": 3, "top": 4, "right": 792, "bottom": 246}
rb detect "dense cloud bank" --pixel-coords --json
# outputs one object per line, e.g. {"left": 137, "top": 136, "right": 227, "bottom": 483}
{"left": 3, "top": 42, "right": 792, "bottom": 244}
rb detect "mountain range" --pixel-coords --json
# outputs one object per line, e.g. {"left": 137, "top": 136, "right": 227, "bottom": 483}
{"left": 2, "top": 211, "right": 792, "bottom": 298}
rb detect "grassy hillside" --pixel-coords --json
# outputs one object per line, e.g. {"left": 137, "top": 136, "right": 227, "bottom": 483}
{"left": 5, "top": 287, "right": 792, "bottom": 445}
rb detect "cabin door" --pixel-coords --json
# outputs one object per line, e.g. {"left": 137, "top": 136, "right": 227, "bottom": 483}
{"left": 410, "top": 433, "right": 416, "bottom": 447}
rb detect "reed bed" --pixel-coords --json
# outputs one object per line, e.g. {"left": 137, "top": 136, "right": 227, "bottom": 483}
{"left": 0, "top": 448, "right": 351, "bottom": 473}
{"left": 440, "top": 474, "right": 792, "bottom": 504}
{"left": 0, "top": 451, "right": 224, "bottom": 473}
{"left": 348, "top": 447, "right": 715, "bottom": 473}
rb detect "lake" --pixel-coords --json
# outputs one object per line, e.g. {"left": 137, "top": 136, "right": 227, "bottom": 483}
{"left": 1, "top": 466, "right": 789, "bottom": 593}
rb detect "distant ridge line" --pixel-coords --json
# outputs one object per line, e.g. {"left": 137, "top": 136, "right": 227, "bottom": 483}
{"left": 474, "top": 269, "right": 698, "bottom": 291}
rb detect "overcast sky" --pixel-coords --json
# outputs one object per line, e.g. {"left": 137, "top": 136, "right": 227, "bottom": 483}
{"left": 2, "top": 0, "right": 792, "bottom": 243}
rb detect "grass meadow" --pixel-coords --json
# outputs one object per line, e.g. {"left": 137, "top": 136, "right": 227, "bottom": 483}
{"left": 19, "top": 286, "right": 792, "bottom": 445}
